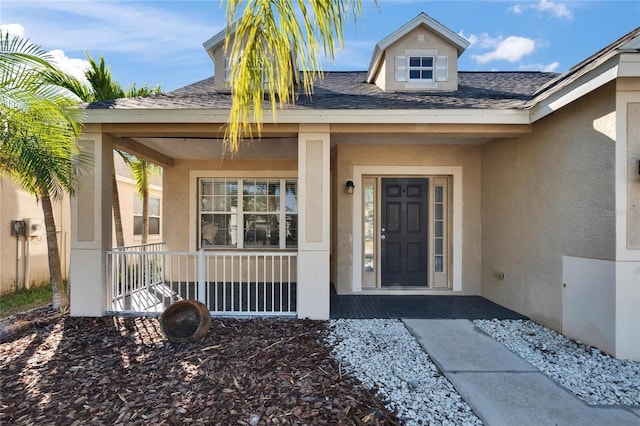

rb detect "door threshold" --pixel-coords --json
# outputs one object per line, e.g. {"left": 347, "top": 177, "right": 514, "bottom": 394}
{"left": 359, "top": 287, "right": 459, "bottom": 296}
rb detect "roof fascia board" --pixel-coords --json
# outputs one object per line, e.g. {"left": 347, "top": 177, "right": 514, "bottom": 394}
{"left": 378, "top": 13, "right": 469, "bottom": 54}
{"left": 617, "top": 53, "right": 640, "bottom": 77}
{"left": 202, "top": 22, "right": 238, "bottom": 61}
{"left": 83, "top": 108, "right": 529, "bottom": 125}
{"left": 529, "top": 59, "right": 621, "bottom": 123}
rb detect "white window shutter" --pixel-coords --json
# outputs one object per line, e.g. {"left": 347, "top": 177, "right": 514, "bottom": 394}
{"left": 395, "top": 56, "right": 407, "bottom": 82}
{"left": 224, "top": 58, "right": 230, "bottom": 82}
{"left": 436, "top": 56, "right": 448, "bottom": 82}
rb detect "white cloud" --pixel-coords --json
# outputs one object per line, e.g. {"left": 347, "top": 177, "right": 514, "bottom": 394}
{"left": 519, "top": 61, "right": 561, "bottom": 72}
{"left": 0, "top": 23, "right": 25, "bottom": 37}
{"left": 510, "top": 5, "right": 525, "bottom": 15}
{"left": 48, "top": 49, "right": 90, "bottom": 85}
{"left": 509, "top": 0, "right": 573, "bottom": 20}
{"left": 472, "top": 36, "right": 536, "bottom": 64}
{"left": 3, "top": 1, "right": 221, "bottom": 59}
{"left": 0, "top": 23, "right": 90, "bottom": 84}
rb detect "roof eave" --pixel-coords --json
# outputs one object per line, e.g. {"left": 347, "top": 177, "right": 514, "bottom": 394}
{"left": 82, "top": 108, "right": 531, "bottom": 126}
{"left": 365, "top": 12, "right": 470, "bottom": 82}
{"left": 529, "top": 53, "right": 639, "bottom": 122}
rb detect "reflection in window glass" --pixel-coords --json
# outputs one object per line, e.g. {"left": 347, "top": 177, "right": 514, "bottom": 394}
{"left": 434, "top": 185, "right": 445, "bottom": 273}
{"left": 363, "top": 183, "right": 375, "bottom": 273}
{"left": 134, "top": 196, "right": 161, "bottom": 236}
{"left": 199, "top": 179, "right": 238, "bottom": 248}
{"left": 198, "top": 178, "right": 297, "bottom": 249}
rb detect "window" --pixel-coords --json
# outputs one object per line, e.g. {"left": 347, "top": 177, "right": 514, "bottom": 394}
{"left": 224, "top": 56, "right": 269, "bottom": 84}
{"left": 199, "top": 178, "right": 297, "bottom": 249}
{"left": 395, "top": 54, "right": 448, "bottom": 83}
{"left": 134, "top": 196, "right": 161, "bottom": 235}
{"left": 409, "top": 56, "right": 434, "bottom": 81}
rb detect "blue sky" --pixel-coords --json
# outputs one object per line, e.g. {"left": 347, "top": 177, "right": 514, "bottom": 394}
{"left": 1, "top": 0, "right": 639, "bottom": 91}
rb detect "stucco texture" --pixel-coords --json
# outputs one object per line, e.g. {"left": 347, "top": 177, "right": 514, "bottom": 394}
{"left": 333, "top": 141, "right": 481, "bottom": 294}
{"left": 481, "top": 83, "right": 617, "bottom": 331}
{"left": 163, "top": 158, "right": 297, "bottom": 252}
{"left": 1, "top": 177, "right": 71, "bottom": 294}
{"left": 381, "top": 26, "right": 459, "bottom": 92}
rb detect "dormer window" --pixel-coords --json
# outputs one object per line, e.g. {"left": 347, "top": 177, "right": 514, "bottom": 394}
{"left": 396, "top": 51, "right": 449, "bottom": 86}
{"left": 409, "top": 56, "right": 434, "bottom": 81}
{"left": 224, "top": 56, "right": 269, "bottom": 85}
{"left": 365, "top": 13, "right": 469, "bottom": 92}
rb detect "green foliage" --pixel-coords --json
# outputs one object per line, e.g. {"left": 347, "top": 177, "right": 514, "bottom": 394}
{"left": 0, "top": 30, "right": 85, "bottom": 193}
{"left": 223, "top": 0, "right": 367, "bottom": 152}
{"left": 0, "top": 283, "right": 53, "bottom": 318}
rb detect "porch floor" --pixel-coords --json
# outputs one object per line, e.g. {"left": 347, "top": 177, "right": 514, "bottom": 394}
{"left": 330, "top": 292, "right": 528, "bottom": 320}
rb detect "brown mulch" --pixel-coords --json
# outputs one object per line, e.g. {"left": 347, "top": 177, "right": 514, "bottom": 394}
{"left": 0, "top": 306, "right": 400, "bottom": 425}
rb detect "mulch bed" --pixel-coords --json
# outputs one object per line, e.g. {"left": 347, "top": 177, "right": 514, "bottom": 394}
{"left": 0, "top": 306, "right": 400, "bottom": 425}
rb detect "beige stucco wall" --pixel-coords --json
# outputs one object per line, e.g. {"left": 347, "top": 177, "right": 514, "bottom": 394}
{"left": 382, "top": 26, "right": 459, "bottom": 92}
{"left": 163, "top": 158, "right": 297, "bottom": 252}
{"left": 112, "top": 176, "right": 163, "bottom": 247}
{"left": 1, "top": 177, "right": 71, "bottom": 295}
{"left": 332, "top": 140, "right": 482, "bottom": 294}
{"left": 626, "top": 101, "right": 640, "bottom": 248}
{"left": 481, "top": 83, "right": 617, "bottom": 331}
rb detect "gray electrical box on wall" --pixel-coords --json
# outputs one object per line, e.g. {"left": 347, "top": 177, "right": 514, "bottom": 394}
{"left": 24, "top": 218, "right": 44, "bottom": 237}
{"left": 11, "top": 220, "right": 26, "bottom": 237}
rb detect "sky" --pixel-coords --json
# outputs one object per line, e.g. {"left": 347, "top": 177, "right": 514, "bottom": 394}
{"left": 1, "top": 0, "right": 639, "bottom": 92}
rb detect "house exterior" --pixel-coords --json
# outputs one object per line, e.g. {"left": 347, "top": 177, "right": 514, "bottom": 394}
{"left": 71, "top": 13, "right": 640, "bottom": 361}
{"left": 0, "top": 154, "right": 162, "bottom": 295}
{"left": 0, "top": 176, "right": 70, "bottom": 294}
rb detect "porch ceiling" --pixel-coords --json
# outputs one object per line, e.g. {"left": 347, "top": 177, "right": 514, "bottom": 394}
{"left": 101, "top": 122, "right": 531, "bottom": 164}
{"left": 130, "top": 136, "right": 299, "bottom": 160}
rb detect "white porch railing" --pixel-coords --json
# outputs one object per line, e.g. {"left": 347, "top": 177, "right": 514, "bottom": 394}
{"left": 106, "top": 243, "right": 297, "bottom": 316}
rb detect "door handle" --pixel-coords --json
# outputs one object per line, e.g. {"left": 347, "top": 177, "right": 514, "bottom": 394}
{"left": 380, "top": 235, "right": 386, "bottom": 240}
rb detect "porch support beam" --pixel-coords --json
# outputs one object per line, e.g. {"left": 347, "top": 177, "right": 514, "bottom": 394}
{"left": 70, "top": 132, "right": 113, "bottom": 317}
{"left": 113, "top": 137, "right": 175, "bottom": 168}
{"left": 102, "top": 122, "right": 299, "bottom": 138}
{"left": 297, "top": 124, "right": 331, "bottom": 320}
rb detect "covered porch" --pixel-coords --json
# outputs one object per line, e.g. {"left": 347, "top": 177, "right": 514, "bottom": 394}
{"left": 70, "top": 120, "right": 331, "bottom": 319}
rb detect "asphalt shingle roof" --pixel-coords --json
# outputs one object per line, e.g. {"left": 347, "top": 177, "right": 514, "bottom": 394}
{"left": 84, "top": 27, "right": 639, "bottom": 114}
{"left": 85, "top": 71, "right": 559, "bottom": 111}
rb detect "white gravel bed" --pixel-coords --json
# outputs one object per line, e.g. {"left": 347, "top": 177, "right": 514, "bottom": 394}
{"left": 473, "top": 319, "right": 640, "bottom": 406}
{"left": 327, "top": 319, "right": 482, "bottom": 426}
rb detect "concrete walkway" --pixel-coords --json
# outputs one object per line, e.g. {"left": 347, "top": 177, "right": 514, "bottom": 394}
{"left": 403, "top": 319, "right": 640, "bottom": 426}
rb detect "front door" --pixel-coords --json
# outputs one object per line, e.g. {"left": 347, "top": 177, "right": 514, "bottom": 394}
{"left": 381, "top": 178, "right": 428, "bottom": 286}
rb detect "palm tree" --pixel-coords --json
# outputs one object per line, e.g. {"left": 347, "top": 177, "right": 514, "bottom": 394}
{"left": 223, "top": 0, "right": 368, "bottom": 152}
{"left": 0, "top": 31, "right": 86, "bottom": 309}
{"left": 51, "top": 53, "right": 162, "bottom": 247}
{"left": 129, "top": 158, "right": 161, "bottom": 244}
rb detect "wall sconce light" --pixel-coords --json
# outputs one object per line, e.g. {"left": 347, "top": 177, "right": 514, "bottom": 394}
{"left": 345, "top": 180, "right": 355, "bottom": 194}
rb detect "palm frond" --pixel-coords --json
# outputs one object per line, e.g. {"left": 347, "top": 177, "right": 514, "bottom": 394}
{"left": 222, "top": 0, "right": 366, "bottom": 152}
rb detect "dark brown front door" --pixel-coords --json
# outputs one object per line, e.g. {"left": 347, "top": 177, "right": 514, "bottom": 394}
{"left": 381, "top": 178, "right": 428, "bottom": 286}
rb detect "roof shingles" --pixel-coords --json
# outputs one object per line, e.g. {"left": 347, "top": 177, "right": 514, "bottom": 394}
{"left": 85, "top": 71, "right": 558, "bottom": 111}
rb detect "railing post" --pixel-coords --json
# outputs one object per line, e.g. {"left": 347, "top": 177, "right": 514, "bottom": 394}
{"left": 198, "top": 249, "right": 206, "bottom": 304}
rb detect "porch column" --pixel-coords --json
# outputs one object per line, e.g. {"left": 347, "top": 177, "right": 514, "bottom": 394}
{"left": 613, "top": 79, "right": 640, "bottom": 360}
{"left": 297, "top": 125, "right": 331, "bottom": 320}
{"left": 70, "top": 130, "right": 113, "bottom": 316}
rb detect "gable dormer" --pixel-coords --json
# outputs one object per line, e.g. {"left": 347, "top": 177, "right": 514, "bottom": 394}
{"left": 202, "top": 24, "right": 239, "bottom": 92}
{"left": 203, "top": 23, "right": 298, "bottom": 92}
{"left": 366, "top": 12, "right": 469, "bottom": 92}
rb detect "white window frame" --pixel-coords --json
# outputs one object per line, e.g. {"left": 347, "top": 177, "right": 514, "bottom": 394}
{"left": 133, "top": 195, "right": 161, "bottom": 236}
{"left": 352, "top": 166, "right": 462, "bottom": 292}
{"left": 395, "top": 50, "right": 449, "bottom": 86}
{"left": 408, "top": 55, "right": 435, "bottom": 82}
{"left": 190, "top": 170, "right": 297, "bottom": 251}
{"left": 224, "top": 55, "right": 269, "bottom": 85}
